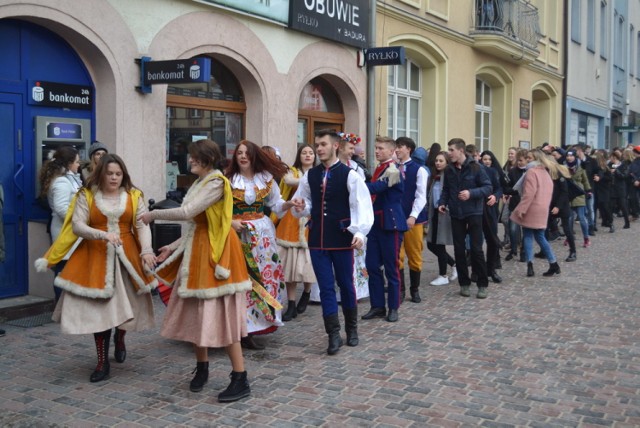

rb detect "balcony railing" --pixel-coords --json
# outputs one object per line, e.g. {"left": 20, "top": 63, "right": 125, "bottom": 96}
{"left": 471, "top": 0, "right": 541, "bottom": 50}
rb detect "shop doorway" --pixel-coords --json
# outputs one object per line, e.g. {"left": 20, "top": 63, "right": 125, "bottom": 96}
{"left": 297, "top": 78, "right": 344, "bottom": 147}
{"left": 0, "top": 93, "right": 26, "bottom": 298}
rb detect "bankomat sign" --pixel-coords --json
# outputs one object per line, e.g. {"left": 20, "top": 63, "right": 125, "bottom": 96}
{"left": 28, "top": 80, "right": 93, "bottom": 110}
{"left": 289, "top": 0, "right": 370, "bottom": 49}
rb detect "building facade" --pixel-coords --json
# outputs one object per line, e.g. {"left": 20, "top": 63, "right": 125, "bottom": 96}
{"left": 373, "top": 0, "right": 565, "bottom": 161}
{"left": 566, "top": 0, "right": 640, "bottom": 149}
{"left": 0, "top": 0, "right": 369, "bottom": 301}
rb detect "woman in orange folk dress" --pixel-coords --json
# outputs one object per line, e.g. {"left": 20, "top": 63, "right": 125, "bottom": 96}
{"left": 36, "top": 154, "right": 157, "bottom": 383}
{"left": 278, "top": 144, "right": 317, "bottom": 320}
{"left": 141, "top": 139, "right": 253, "bottom": 402}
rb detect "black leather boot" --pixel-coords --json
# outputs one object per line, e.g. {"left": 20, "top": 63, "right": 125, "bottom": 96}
{"left": 190, "top": 361, "right": 209, "bottom": 392}
{"left": 527, "top": 262, "right": 534, "bottom": 277}
{"left": 342, "top": 307, "right": 359, "bottom": 347}
{"left": 409, "top": 270, "right": 421, "bottom": 303}
{"left": 90, "top": 329, "right": 111, "bottom": 383}
{"left": 361, "top": 307, "right": 386, "bottom": 320}
{"left": 241, "top": 335, "right": 265, "bottom": 350}
{"left": 542, "top": 262, "right": 561, "bottom": 277}
{"left": 323, "top": 313, "right": 343, "bottom": 355}
{"left": 296, "top": 291, "right": 311, "bottom": 314}
{"left": 114, "top": 327, "right": 127, "bottom": 363}
{"left": 282, "top": 300, "right": 297, "bottom": 321}
{"left": 398, "top": 269, "right": 406, "bottom": 302}
{"left": 218, "top": 371, "right": 251, "bottom": 403}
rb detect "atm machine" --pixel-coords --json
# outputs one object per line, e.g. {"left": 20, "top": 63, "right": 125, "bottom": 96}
{"left": 34, "top": 115, "right": 91, "bottom": 195}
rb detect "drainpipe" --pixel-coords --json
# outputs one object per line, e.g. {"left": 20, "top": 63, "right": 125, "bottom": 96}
{"left": 367, "top": 0, "right": 377, "bottom": 168}
{"left": 561, "top": 0, "right": 568, "bottom": 148}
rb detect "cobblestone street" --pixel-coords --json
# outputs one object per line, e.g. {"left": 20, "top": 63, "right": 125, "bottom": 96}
{"left": 1, "top": 223, "right": 639, "bottom": 427}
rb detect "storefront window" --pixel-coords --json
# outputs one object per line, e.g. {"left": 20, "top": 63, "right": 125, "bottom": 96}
{"left": 297, "top": 77, "right": 344, "bottom": 146}
{"left": 166, "top": 57, "right": 245, "bottom": 192}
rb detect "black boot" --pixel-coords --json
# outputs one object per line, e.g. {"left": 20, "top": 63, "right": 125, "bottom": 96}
{"left": 114, "top": 327, "right": 127, "bottom": 363}
{"left": 565, "top": 252, "right": 577, "bottom": 262}
{"left": 241, "top": 335, "right": 265, "bottom": 350}
{"left": 296, "top": 291, "right": 311, "bottom": 314}
{"left": 90, "top": 329, "right": 111, "bottom": 383}
{"left": 542, "top": 262, "right": 561, "bottom": 277}
{"left": 527, "top": 262, "right": 534, "bottom": 277}
{"left": 282, "top": 300, "right": 297, "bottom": 321}
{"left": 398, "top": 269, "right": 406, "bottom": 302}
{"left": 323, "top": 313, "right": 343, "bottom": 355}
{"left": 342, "top": 307, "right": 359, "bottom": 347}
{"left": 218, "top": 371, "right": 251, "bottom": 403}
{"left": 361, "top": 307, "right": 386, "bottom": 320}
{"left": 409, "top": 270, "right": 421, "bottom": 303}
{"left": 190, "top": 361, "right": 209, "bottom": 392}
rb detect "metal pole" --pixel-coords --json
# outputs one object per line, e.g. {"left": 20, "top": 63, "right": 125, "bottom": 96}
{"left": 366, "top": 0, "right": 377, "bottom": 169}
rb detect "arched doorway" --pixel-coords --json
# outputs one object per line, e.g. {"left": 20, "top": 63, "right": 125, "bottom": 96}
{"left": 297, "top": 77, "right": 344, "bottom": 146}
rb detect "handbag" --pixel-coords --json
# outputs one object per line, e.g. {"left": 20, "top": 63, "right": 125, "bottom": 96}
{"left": 566, "top": 178, "right": 585, "bottom": 201}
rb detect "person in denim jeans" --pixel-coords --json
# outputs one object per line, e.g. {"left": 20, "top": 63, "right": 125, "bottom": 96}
{"left": 576, "top": 145, "right": 596, "bottom": 234}
{"left": 510, "top": 150, "right": 560, "bottom": 277}
{"left": 565, "top": 150, "right": 592, "bottom": 248}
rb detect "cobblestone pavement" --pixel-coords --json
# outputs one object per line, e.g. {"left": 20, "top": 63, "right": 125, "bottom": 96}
{"left": 1, "top": 222, "right": 639, "bottom": 427}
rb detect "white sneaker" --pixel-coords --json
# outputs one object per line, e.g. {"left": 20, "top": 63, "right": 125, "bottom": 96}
{"left": 449, "top": 266, "right": 458, "bottom": 281}
{"left": 430, "top": 275, "right": 449, "bottom": 286}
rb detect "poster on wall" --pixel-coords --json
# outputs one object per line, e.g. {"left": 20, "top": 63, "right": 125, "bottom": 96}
{"left": 194, "top": 0, "right": 289, "bottom": 24}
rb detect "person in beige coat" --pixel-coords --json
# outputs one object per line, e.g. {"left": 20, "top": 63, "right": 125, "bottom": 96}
{"left": 511, "top": 149, "right": 559, "bottom": 277}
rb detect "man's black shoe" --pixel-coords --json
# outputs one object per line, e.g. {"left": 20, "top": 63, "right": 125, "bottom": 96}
{"left": 361, "top": 307, "right": 386, "bottom": 320}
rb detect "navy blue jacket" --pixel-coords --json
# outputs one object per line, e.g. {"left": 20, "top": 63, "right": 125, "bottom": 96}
{"left": 401, "top": 160, "right": 428, "bottom": 224}
{"left": 438, "top": 156, "right": 492, "bottom": 219}
{"left": 367, "top": 163, "right": 408, "bottom": 232}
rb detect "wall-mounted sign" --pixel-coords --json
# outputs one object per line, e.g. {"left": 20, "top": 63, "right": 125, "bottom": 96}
{"left": 138, "top": 57, "right": 212, "bottom": 94}
{"left": 194, "top": 0, "right": 290, "bottom": 24}
{"left": 519, "top": 98, "right": 530, "bottom": 120}
{"left": 364, "top": 47, "right": 406, "bottom": 66}
{"left": 520, "top": 119, "right": 529, "bottom": 129}
{"left": 289, "top": 0, "right": 370, "bottom": 49}
{"left": 27, "top": 80, "right": 93, "bottom": 110}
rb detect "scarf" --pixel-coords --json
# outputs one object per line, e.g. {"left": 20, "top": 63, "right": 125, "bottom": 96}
{"left": 513, "top": 161, "right": 540, "bottom": 195}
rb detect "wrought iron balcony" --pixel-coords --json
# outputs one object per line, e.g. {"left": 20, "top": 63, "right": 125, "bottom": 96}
{"left": 470, "top": 0, "right": 542, "bottom": 63}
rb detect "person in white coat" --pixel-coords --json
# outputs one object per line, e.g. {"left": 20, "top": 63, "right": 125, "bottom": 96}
{"left": 38, "top": 145, "right": 82, "bottom": 301}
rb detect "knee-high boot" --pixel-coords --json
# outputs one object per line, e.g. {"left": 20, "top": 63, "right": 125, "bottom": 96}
{"left": 342, "top": 307, "right": 359, "bottom": 347}
{"left": 90, "top": 329, "right": 111, "bottom": 383}
{"left": 114, "top": 327, "right": 127, "bottom": 363}
{"left": 409, "top": 270, "right": 422, "bottom": 303}
{"left": 323, "top": 313, "right": 343, "bottom": 355}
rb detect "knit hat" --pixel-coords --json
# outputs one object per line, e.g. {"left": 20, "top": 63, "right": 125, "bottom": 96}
{"left": 88, "top": 141, "right": 108, "bottom": 158}
{"left": 553, "top": 147, "right": 566, "bottom": 157}
{"left": 565, "top": 149, "right": 576, "bottom": 158}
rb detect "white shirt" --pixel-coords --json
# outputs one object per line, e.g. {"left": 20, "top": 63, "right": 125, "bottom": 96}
{"left": 292, "top": 160, "right": 374, "bottom": 243}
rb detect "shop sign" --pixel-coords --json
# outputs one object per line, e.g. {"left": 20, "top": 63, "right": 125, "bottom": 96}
{"left": 614, "top": 125, "right": 639, "bottom": 132}
{"left": 289, "top": 0, "right": 370, "bottom": 49}
{"left": 138, "top": 57, "right": 211, "bottom": 94}
{"left": 28, "top": 80, "right": 93, "bottom": 110}
{"left": 364, "top": 47, "right": 405, "bottom": 66}
{"left": 520, "top": 119, "right": 529, "bottom": 129}
{"left": 519, "top": 98, "right": 530, "bottom": 120}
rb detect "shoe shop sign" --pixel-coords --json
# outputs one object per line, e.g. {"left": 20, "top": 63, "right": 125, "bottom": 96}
{"left": 289, "top": 0, "right": 370, "bottom": 49}
{"left": 28, "top": 80, "right": 93, "bottom": 110}
{"left": 137, "top": 57, "right": 211, "bottom": 94}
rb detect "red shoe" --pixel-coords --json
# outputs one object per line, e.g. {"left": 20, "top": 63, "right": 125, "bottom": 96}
{"left": 583, "top": 238, "right": 590, "bottom": 248}
{"left": 563, "top": 239, "right": 568, "bottom": 246}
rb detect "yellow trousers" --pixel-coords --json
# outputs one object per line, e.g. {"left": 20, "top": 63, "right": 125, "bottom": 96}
{"left": 398, "top": 223, "right": 424, "bottom": 271}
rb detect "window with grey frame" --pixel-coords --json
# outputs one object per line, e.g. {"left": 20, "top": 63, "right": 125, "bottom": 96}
{"left": 571, "top": 0, "right": 581, "bottom": 43}
{"left": 387, "top": 59, "right": 421, "bottom": 142}
{"left": 587, "top": 0, "right": 596, "bottom": 51}
{"left": 600, "top": 1, "right": 607, "bottom": 59}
